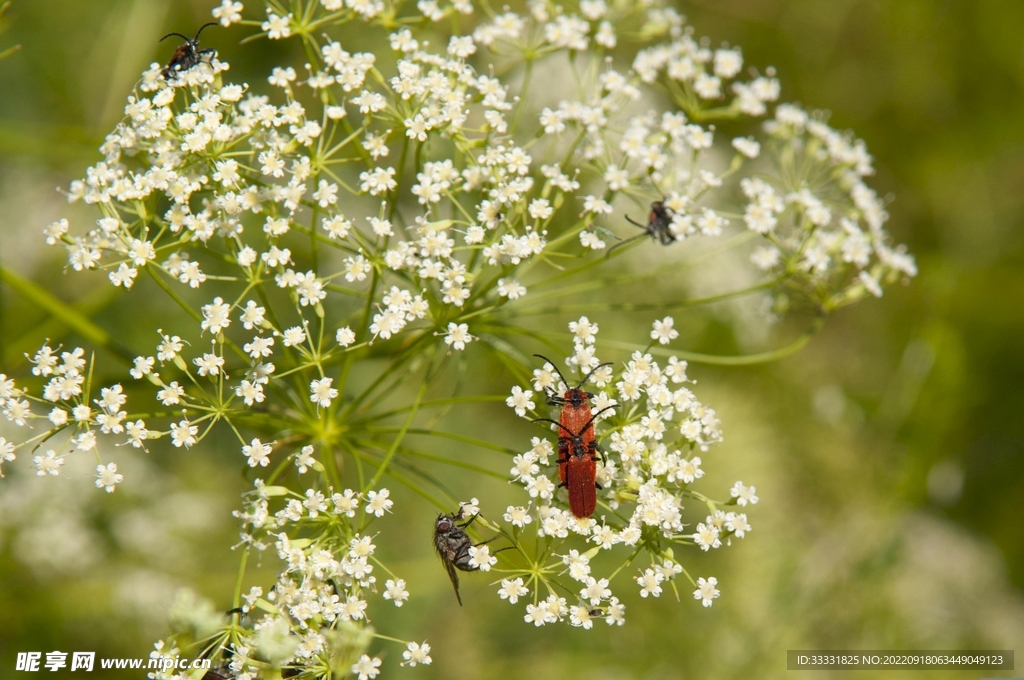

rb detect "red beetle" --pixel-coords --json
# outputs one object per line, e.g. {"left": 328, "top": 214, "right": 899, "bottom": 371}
{"left": 160, "top": 22, "right": 218, "bottom": 80}
{"left": 534, "top": 354, "right": 608, "bottom": 486}
{"left": 534, "top": 354, "right": 611, "bottom": 442}
{"left": 607, "top": 200, "right": 676, "bottom": 255}
{"left": 534, "top": 405, "right": 617, "bottom": 518}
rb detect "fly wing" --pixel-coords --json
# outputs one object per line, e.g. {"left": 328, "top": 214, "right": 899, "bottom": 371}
{"left": 444, "top": 556, "right": 463, "bottom": 606}
{"left": 434, "top": 515, "right": 464, "bottom": 605}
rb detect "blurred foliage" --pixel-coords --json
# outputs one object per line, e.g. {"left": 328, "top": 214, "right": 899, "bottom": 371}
{"left": 1, "top": 0, "right": 1023, "bottom": 678}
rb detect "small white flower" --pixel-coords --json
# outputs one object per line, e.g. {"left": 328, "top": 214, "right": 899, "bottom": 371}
{"left": 444, "top": 322, "right": 473, "bottom": 350}
{"left": 108, "top": 263, "right": 138, "bottom": 288}
{"left": 725, "top": 512, "right": 752, "bottom": 538}
{"left": 384, "top": 578, "right": 409, "bottom": 607}
{"left": 459, "top": 497, "right": 480, "bottom": 517}
{"left": 350, "top": 655, "right": 381, "bottom": 680}
{"left": 751, "top": 245, "right": 781, "bottom": 270}
{"left": 503, "top": 505, "right": 532, "bottom": 527}
{"left": 212, "top": 0, "right": 243, "bottom": 27}
{"left": 651, "top": 316, "right": 679, "bottom": 345}
{"left": 33, "top": 450, "right": 64, "bottom": 476}
{"left": 468, "top": 544, "right": 497, "bottom": 571}
{"left": 336, "top": 327, "right": 356, "bottom": 346}
{"left": 193, "top": 352, "right": 225, "bottom": 377}
{"left": 95, "top": 462, "right": 124, "bottom": 492}
{"left": 262, "top": 11, "right": 292, "bottom": 40}
{"left": 692, "top": 522, "right": 722, "bottom": 551}
{"left": 170, "top": 419, "right": 198, "bottom": 448}
{"left": 579, "top": 230, "right": 606, "bottom": 250}
{"left": 569, "top": 316, "right": 598, "bottom": 344}
{"left": 604, "top": 597, "right": 626, "bottom": 626}
{"left": 303, "top": 489, "right": 328, "bottom": 517}
{"left": 582, "top": 195, "right": 613, "bottom": 215}
{"left": 130, "top": 356, "right": 155, "bottom": 379}
{"left": 618, "top": 524, "right": 642, "bottom": 546}
{"left": 364, "top": 488, "right": 393, "bottom": 517}
{"left": 0, "top": 437, "right": 16, "bottom": 470}
{"left": 580, "top": 577, "right": 612, "bottom": 605}
{"left": 281, "top": 326, "right": 307, "bottom": 347}
{"left": 498, "top": 577, "right": 529, "bottom": 604}
{"left": 309, "top": 377, "right": 338, "bottom": 408}
{"left": 636, "top": 568, "right": 664, "bottom": 598}
{"left": 402, "top": 641, "right": 431, "bottom": 667}
{"left": 732, "top": 136, "right": 761, "bottom": 158}
{"left": 333, "top": 489, "right": 360, "bottom": 517}
{"left": 349, "top": 535, "right": 376, "bottom": 557}
{"left": 693, "top": 576, "right": 720, "bottom": 607}
{"left": 267, "top": 66, "right": 296, "bottom": 88}
{"left": 561, "top": 549, "right": 591, "bottom": 581}
{"left": 242, "top": 438, "right": 273, "bottom": 467}
{"left": 497, "top": 278, "right": 527, "bottom": 299}
{"left": 294, "top": 445, "right": 316, "bottom": 473}
{"left": 201, "top": 297, "right": 232, "bottom": 334}
{"left": 505, "top": 386, "right": 535, "bottom": 417}
{"left": 730, "top": 481, "right": 759, "bottom": 506}
{"left": 524, "top": 602, "right": 551, "bottom": 626}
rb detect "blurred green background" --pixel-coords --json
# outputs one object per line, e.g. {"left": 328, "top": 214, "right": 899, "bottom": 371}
{"left": 1, "top": 0, "right": 1023, "bottom": 678}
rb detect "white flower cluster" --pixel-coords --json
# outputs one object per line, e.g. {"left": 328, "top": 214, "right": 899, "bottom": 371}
{"left": 46, "top": 33, "right": 566, "bottom": 371}
{"left": 0, "top": 351, "right": 142, "bottom": 490}
{"left": 221, "top": 480, "right": 427, "bottom": 677}
{"left": 633, "top": 37, "right": 780, "bottom": 116}
{"left": 743, "top": 104, "right": 918, "bottom": 307}
{"left": 2, "top": 0, "right": 917, "bottom": 668}
{"left": 474, "top": 8, "right": 768, "bottom": 250}
{"left": 499, "top": 316, "right": 755, "bottom": 626}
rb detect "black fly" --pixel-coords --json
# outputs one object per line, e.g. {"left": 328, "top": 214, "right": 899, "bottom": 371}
{"left": 160, "top": 22, "right": 219, "bottom": 80}
{"left": 607, "top": 200, "right": 677, "bottom": 256}
{"left": 433, "top": 509, "right": 491, "bottom": 606}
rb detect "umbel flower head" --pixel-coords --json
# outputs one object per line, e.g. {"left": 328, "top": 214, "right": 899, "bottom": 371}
{"left": 0, "top": 0, "right": 914, "bottom": 676}
{"left": 494, "top": 317, "right": 750, "bottom": 627}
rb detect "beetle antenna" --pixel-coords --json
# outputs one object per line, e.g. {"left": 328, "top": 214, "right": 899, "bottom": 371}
{"left": 160, "top": 32, "right": 191, "bottom": 43}
{"left": 624, "top": 214, "right": 649, "bottom": 230}
{"left": 533, "top": 354, "right": 570, "bottom": 392}
{"left": 576, "top": 404, "right": 619, "bottom": 436}
{"left": 531, "top": 417, "right": 575, "bottom": 438}
{"left": 194, "top": 22, "right": 220, "bottom": 40}
{"left": 605, "top": 232, "right": 645, "bottom": 257}
{"left": 575, "top": 361, "right": 613, "bottom": 389}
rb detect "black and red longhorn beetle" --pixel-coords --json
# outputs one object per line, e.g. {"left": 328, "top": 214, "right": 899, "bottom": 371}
{"left": 533, "top": 355, "right": 617, "bottom": 517}
{"left": 533, "top": 405, "right": 618, "bottom": 518}
{"left": 606, "top": 200, "right": 676, "bottom": 256}
{"left": 160, "top": 22, "right": 219, "bottom": 80}
{"left": 534, "top": 354, "right": 613, "bottom": 437}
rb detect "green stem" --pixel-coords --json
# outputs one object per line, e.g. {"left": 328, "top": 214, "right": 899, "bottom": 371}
{"left": 602, "top": 317, "right": 824, "bottom": 366}
{"left": 232, "top": 547, "right": 250, "bottom": 611}
{"left": 0, "top": 265, "right": 135, "bottom": 364}
{"left": 511, "top": 279, "right": 781, "bottom": 317}
{"left": 364, "top": 427, "right": 519, "bottom": 455}
{"left": 365, "top": 379, "right": 428, "bottom": 489}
